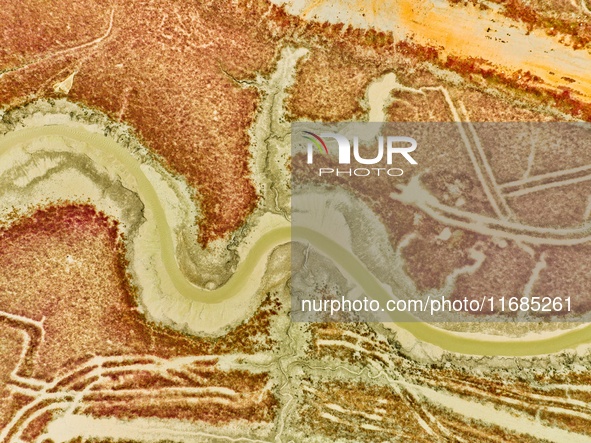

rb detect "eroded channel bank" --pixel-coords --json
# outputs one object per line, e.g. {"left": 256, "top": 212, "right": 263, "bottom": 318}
{"left": 2, "top": 110, "right": 591, "bottom": 355}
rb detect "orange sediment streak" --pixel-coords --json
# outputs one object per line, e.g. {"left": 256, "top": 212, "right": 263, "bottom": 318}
{"left": 302, "top": 0, "right": 591, "bottom": 102}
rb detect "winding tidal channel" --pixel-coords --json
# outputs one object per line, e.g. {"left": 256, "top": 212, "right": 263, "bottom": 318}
{"left": 2, "top": 123, "right": 591, "bottom": 356}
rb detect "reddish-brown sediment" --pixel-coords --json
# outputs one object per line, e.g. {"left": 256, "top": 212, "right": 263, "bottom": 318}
{"left": 0, "top": 204, "right": 279, "bottom": 433}
{"left": 533, "top": 244, "right": 591, "bottom": 314}
{"left": 0, "top": 327, "right": 28, "bottom": 430}
{"left": 298, "top": 379, "right": 433, "bottom": 442}
{"left": 285, "top": 25, "right": 397, "bottom": 121}
{"left": 401, "top": 221, "right": 482, "bottom": 292}
{"left": 0, "top": 0, "right": 293, "bottom": 245}
{"left": 306, "top": 323, "right": 591, "bottom": 440}
{"left": 507, "top": 182, "right": 591, "bottom": 229}
{"left": 0, "top": 205, "right": 282, "bottom": 368}
{"left": 472, "top": 0, "right": 591, "bottom": 50}
{"left": 79, "top": 368, "right": 276, "bottom": 424}
{"left": 2, "top": 0, "right": 590, "bottom": 247}
{"left": 393, "top": 40, "right": 591, "bottom": 121}
{"left": 450, "top": 241, "right": 537, "bottom": 309}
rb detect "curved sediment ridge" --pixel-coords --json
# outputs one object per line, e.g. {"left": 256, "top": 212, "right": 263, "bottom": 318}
{"left": 3, "top": 122, "right": 591, "bottom": 355}
{"left": 0, "top": 123, "right": 290, "bottom": 337}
